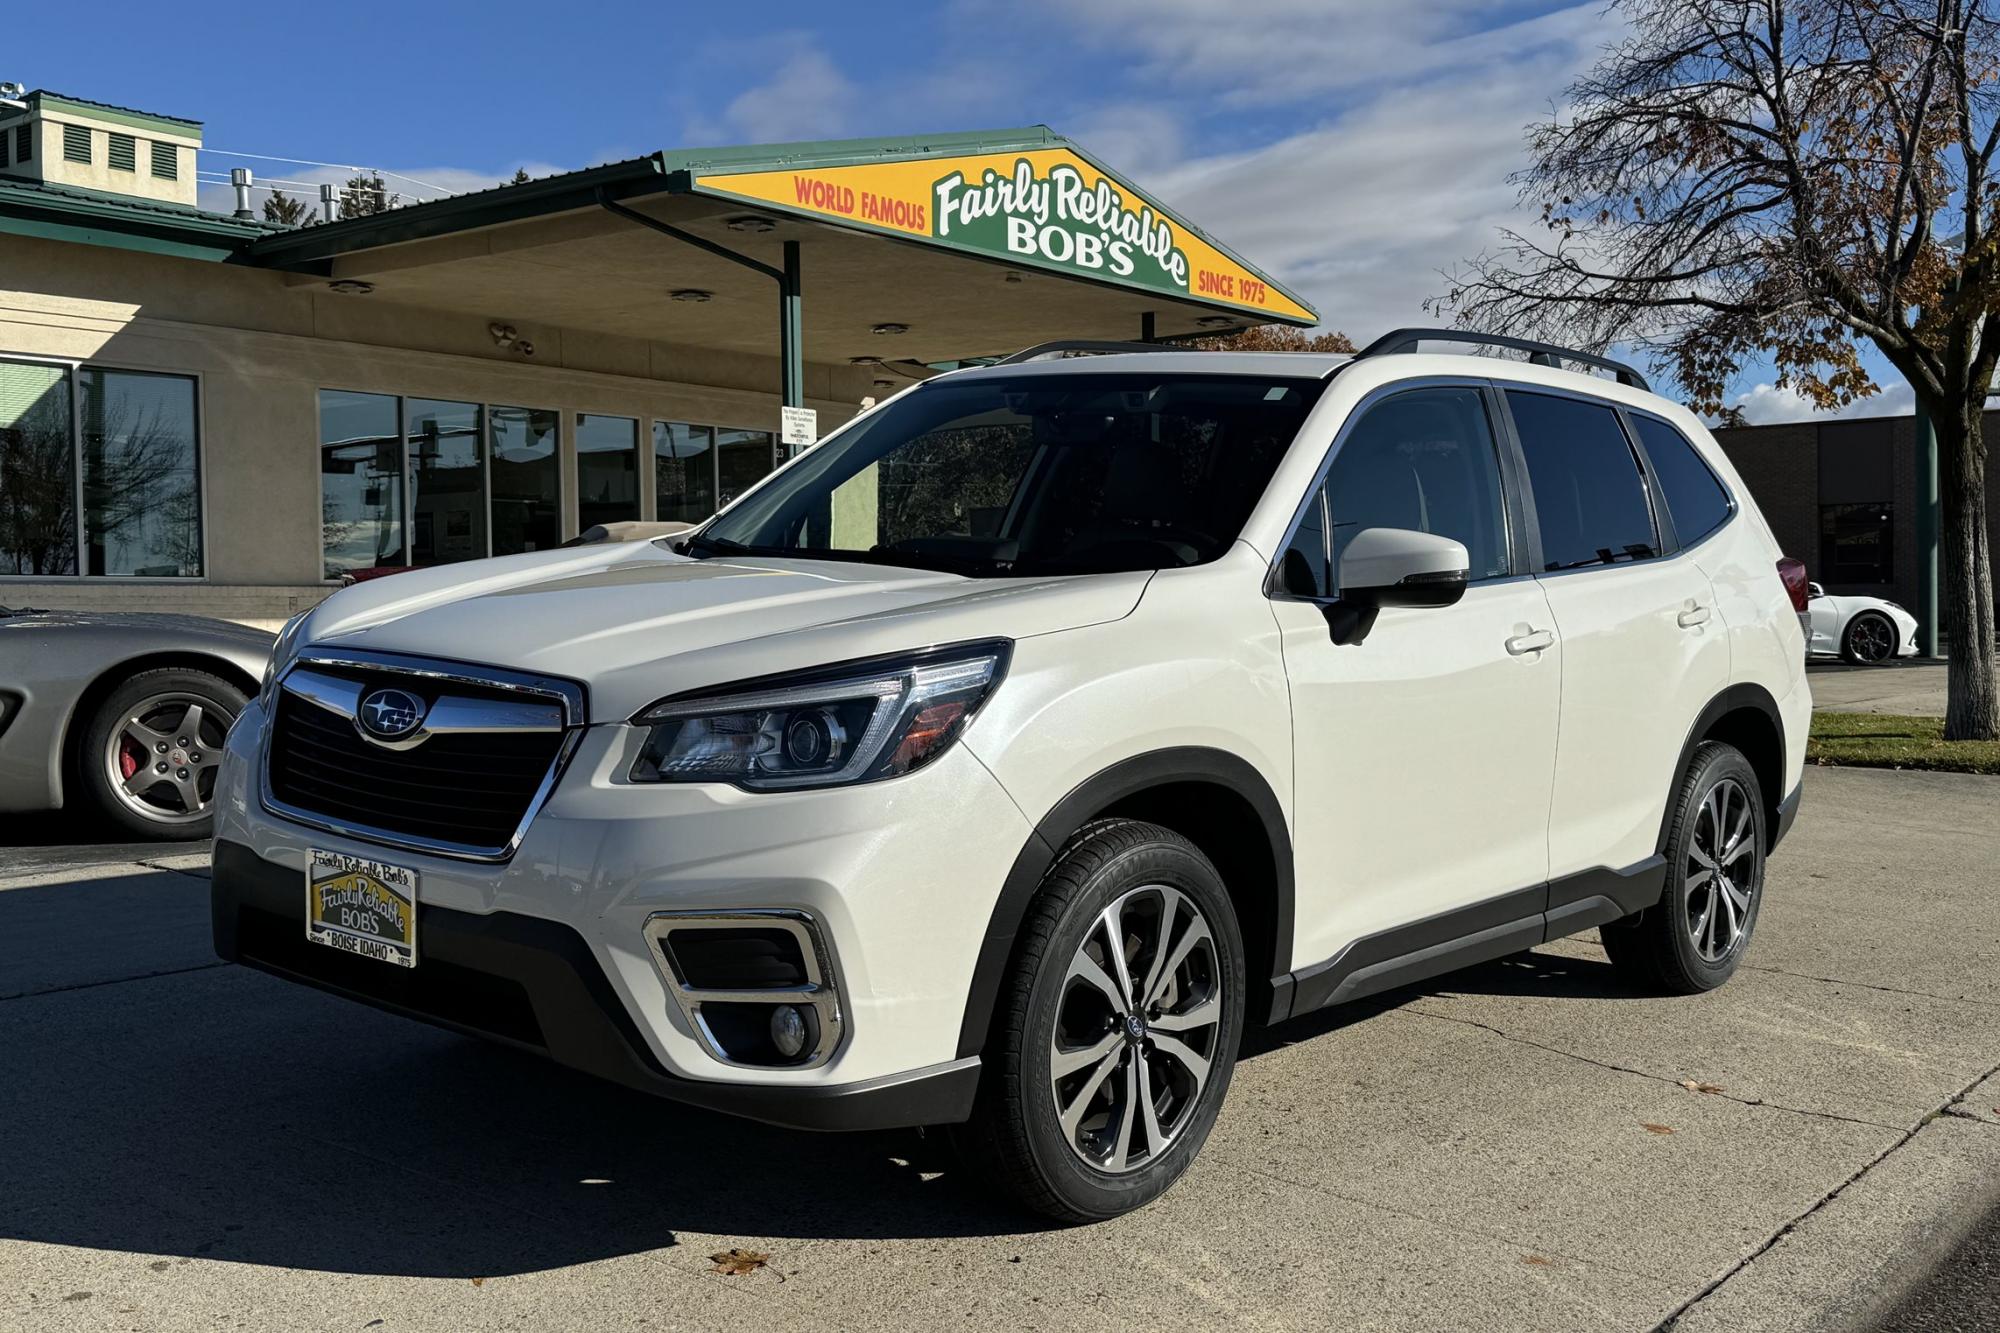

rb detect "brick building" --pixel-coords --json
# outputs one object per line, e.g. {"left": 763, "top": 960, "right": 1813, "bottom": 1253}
{"left": 1713, "top": 412, "right": 2000, "bottom": 624}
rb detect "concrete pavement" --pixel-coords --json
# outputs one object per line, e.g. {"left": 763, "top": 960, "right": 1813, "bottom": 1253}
{"left": 3, "top": 766, "right": 1998, "bottom": 1332}
{"left": 1807, "top": 660, "right": 1948, "bottom": 715}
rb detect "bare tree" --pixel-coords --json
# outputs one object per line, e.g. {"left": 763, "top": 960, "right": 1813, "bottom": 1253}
{"left": 1436, "top": 0, "right": 1998, "bottom": 740}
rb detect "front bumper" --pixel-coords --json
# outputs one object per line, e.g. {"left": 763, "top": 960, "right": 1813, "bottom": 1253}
{"left": 210, "top": 841, "right": 977, "bottom": 1130}
{"left": 212, "top": 693, "right": 1034, "bottom": 1125}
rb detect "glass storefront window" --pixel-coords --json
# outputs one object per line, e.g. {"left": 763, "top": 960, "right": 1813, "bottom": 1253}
{"left": 0, "top": 359, "right": 77, "bottom": 575}
{"left": 490, "top": 406, "right": 560, "bottom": 554}
{"left": 406, "top": 398, "right": 484, "bottom": 566}
{"left": 320, "top": 389, "right": 404, "bottom": 578}
{"left": 80, "top": 368, "right": 202, "bottom": 576}
{"left": 576, "top": 413, "right": 640, "bottom": 530}
{"left": 653, "top": 422, "right": 717, "bottom": 524}
{"left": 716, "top": 427, "right": 775, "bottom": 509}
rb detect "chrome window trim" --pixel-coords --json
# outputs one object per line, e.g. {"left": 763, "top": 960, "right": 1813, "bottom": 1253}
{"left": 641, "top": 909, "right": 847, "bottom": 1069}
{"left": 259, "top": 647, "right": 588, "bottom": 864}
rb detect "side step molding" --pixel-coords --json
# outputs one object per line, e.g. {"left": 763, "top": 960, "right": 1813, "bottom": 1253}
{"left": 1267, "top": 856, "right": 1668, "bottom": 1023}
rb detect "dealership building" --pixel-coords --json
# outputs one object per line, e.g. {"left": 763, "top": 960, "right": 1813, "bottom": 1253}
{"left": 0, "top": 89, "right": 1316, "bottom": 625}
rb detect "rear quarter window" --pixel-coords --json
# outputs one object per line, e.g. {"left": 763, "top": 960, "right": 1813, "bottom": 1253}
{"left": 1630, "top": 414, "right": 1734, "bottom": 544}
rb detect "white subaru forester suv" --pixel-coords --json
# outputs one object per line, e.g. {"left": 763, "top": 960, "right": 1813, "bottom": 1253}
{"left": 214, "top": 330, "right": 1810, "bottom": 1222}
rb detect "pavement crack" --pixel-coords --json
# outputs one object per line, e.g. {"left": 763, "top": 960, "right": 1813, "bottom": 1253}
{"left": 1735, "top": 963, "right": 2000, "bottom": 1010}
{"left": 137, "top": 859, "right": 211, "bottom": 879}
{"left": 1394, "top": 1006, "right": 1903, "bottom": 1132}
{"left": 1654, "top": 1054, "right": 2000, "bottom": 1332}
{"left": 1, "top": 961, "right": 228, "bottom": 1002}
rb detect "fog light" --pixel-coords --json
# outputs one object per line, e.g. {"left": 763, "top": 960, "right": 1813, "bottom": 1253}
{"left": 769, "top": 1004, "right": 809, "bottom": 1059}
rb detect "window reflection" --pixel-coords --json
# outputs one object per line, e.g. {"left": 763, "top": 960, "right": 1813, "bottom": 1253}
{"left": 0, "top": 359, "right": 77, "bottom": 575}
{"left": 716, "top": 428, "right": 775, "bottom": 509}
{"left": 81, "top": 368, "right": 201, "bottom": 576}
{"left": 576, "top": 414, "right": 639, "bottom": 530}
{"left": 319, "top": 389, "right": 403, "bottom": 578}
{"left": 653, "top": 422, "right": 716, "bottom": 524}
{"left": 407, "top": 398, "right": 484, "bottom": 566}
{"left": 490, "top": 406, "right": 559, "bottom": 554}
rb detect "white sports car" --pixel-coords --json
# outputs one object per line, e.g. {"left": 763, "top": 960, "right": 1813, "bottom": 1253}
{"left": 1805, "top": 582, "right": 1921, "bottom": 664}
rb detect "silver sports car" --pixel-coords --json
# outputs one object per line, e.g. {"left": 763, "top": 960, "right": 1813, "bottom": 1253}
{"left": 0, "top": 607, "right": 273, "bottom": 839}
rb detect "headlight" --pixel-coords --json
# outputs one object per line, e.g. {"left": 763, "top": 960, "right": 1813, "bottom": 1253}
{"left": 630, "top": 641, "right": 1011, "bottom": 790}
{"left": 261, "top": 611, "right": 311, "bottom": 705}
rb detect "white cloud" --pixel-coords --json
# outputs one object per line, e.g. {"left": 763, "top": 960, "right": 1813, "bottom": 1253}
{"left": 1723, "top": 380, "right": 1916, "bottom": 425}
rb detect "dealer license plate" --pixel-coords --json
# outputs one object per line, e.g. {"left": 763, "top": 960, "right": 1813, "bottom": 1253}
{"left": 306, "top": 849, "right": 418, "bottom": 968}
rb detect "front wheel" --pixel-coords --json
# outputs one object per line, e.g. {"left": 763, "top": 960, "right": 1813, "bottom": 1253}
{"left": 78, "top": 667, "right": 245, "bottom": 841}
{"left": 1841, "top": 611, "right": 1898, "bottom": 664}
{"left": 955, "top": 819, "right": 1245, "bottom": 1222}
{"left": 1602, "top": 741, "right": 1765, "bottom": 994}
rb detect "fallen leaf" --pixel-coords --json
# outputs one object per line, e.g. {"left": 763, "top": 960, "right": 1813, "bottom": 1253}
{"left": 1641, "top": 1123, "right": 1675, "bottom": 1135}
{"left": 469, "top": 1278, "right": 485, "bottom": 1288}
{"left": 1522, "top": 1255, "right": 1554, "bottom": 1267}
{"left": 709, "top": 1249, "right": 770, "bottom": 1277}
{"left": 1679, "top": 1079, "right": 1726, "bottom": 1095}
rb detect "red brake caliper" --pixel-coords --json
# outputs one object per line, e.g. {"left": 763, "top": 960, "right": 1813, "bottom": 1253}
{"left": 119, "top": 737, "right": 143, "bottom": 780}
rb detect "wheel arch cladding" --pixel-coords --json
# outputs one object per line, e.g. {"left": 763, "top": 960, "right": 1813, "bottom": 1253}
{"left": 955, "top": 748, "right": 1294, "bottom": 1059}
{"left": 1661, "top": 684, "right": 1786, "bottom": 855}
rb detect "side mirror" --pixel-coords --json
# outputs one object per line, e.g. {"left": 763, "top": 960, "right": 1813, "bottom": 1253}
{"left": 1807, "top": 582, "right": 1825, "bottom": 600}
{"left": 1321, "top": 528, "right": 1470, "bottom": 646}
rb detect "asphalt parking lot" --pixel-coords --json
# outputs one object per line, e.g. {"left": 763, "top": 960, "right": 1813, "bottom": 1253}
{"left": 1806, "top": 659, "right": 1947, "bottom": 715}
{"left": 3, "top": 765, "right": 1999, "bottom": 1332}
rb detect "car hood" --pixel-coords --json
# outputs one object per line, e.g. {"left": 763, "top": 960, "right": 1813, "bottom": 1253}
{"left": 299, "top": 541, "right": 1150, "bottom": 720}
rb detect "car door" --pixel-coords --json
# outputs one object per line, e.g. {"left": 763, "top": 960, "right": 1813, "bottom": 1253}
{"left": 1503, "top": 389, "right": 1732, "bottom": 893}
{"left": 1271, "top": 384, "right": 1562, "bottom": 974}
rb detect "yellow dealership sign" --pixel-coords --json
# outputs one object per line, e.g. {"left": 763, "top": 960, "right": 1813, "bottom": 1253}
{"left": 689, "top": 146, "right": 1317, "bottom": 325}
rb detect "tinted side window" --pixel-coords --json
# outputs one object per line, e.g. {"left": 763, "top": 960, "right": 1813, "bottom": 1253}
{"left": 1506, "top": 391, "right": 1658, "bottom": 570}
{"left": 1324, "top": 387, "right": 1510, "bottom": 588}
{"left": 1631, "top": 415, "right": 1732, "bottom": 543}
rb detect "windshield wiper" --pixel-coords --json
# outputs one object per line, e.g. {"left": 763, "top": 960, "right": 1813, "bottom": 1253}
{"left": 680, "top": 532, "right": 753, "bottom": 558}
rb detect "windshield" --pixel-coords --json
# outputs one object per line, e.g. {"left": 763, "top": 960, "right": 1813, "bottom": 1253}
{"left": 691, "top": 372, "right": 1324, "bottom": 577}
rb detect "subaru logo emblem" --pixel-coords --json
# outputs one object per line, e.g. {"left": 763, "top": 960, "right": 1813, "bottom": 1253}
{"left": 356, "top": 687, "right": 426, "bottom": 742}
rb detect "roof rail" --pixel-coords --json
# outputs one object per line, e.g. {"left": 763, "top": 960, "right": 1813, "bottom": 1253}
{"left": 1352, "top": 328, "right": 1650, "bottom": 391}
{"left": 997, "top": 339, "right": 1172, "bottom": 365}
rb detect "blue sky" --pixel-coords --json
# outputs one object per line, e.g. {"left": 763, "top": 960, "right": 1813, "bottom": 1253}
{"left": 15, "top": 0, "right": 1908, "bottom": 422}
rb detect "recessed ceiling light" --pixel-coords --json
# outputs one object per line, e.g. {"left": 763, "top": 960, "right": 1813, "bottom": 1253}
{"left": 327, "top": 279, "right": 374, "bottom": 295}
{"left": 1195, "top": 316, "right": 1236, "bottom": 328}
{"left": 871, "top": 322, "right": 910, "bottom": 336}
{"left": 671, "top": 289, "right": 714, "bottom": 303}
{"left": 848, "top": 355, "right": 880, "bottom": 365}
{"left": 726, "top": 215, "right": 778, "bottom": 233}
{"left": 1004, "top": 271, "right": 1024, "bottom": 284}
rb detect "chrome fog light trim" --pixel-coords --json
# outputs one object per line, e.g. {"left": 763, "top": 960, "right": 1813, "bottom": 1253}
{"left": 641, "top": 909, "right": 845, "bottom": 1068}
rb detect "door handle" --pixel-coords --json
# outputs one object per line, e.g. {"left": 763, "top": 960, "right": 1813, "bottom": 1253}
{"left": 1505, "top": 628, "right": 1554, "bottom": 655}
{"left": 1677, "top": 604, "right": 1712, "bottom": 628}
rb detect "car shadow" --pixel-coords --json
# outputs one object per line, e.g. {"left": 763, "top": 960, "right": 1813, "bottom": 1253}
{"left": 1, "top": 865, "right": 1648, "bottom": 1278}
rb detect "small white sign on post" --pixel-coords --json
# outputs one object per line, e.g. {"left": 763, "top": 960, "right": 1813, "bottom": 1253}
{"left": 780, "top": 405, "right": 818, "bottom": 450}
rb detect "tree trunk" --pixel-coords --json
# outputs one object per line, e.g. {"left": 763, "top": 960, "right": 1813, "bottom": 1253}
{"left": 1935, "top": 404, "right": 1998, "bottom": 741}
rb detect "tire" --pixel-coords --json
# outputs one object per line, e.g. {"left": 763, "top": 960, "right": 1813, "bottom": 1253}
{"left": 78, "top": 667, "right": 246, "bottom": 841}
{"left": 1841, "top": 610, "right": 1897, "bottom": 665}
{"left": 954, "top": 819, "right": 1246, "bottom": 1222}
{"left": 1602, "top": 741, "right": 1766, "bottom": 994}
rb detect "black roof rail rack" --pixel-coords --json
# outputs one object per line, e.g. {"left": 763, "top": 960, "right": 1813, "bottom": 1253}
{"left": 1352, "top": 327, "right": 1650, "bottom": 391}
{"left": 997, "top": 339, "right": 1173, "bottom": 365}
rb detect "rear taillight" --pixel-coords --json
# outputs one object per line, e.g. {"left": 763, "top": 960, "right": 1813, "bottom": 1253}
{"left": 1777, "top": 557, "right": 1810, "bottom": 613}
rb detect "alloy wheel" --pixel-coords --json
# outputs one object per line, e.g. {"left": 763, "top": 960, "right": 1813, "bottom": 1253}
{"left": 1849, "top": 614, "right": 1894, "bottom": 663}
{"left": 103, "top": 692, "right": 233, "bottom": 827}
{"left": 1685, "top": 777, "right": 1758, "bottom": 963}
{"left": 1049, "top": 884, "right": 1224, "bottom": 1174}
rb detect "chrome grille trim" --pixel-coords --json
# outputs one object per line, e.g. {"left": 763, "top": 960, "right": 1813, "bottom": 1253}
{"left": 259, "top": 648, "right": 587, "bottom": 863}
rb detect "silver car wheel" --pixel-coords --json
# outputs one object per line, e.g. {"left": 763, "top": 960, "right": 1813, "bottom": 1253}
{"left": 1685, "top": 777, "right": 1757, "bottom": 963}
{"left": 1049, "top": 883, "right": 1223, "bottom": 1174}
{"left": 102, "top": 692, "right": 232, "bottom": 826}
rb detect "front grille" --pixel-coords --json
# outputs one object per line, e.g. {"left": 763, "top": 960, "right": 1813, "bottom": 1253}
{"left": 266, "top": 664, "right": 571, "bottom": 854}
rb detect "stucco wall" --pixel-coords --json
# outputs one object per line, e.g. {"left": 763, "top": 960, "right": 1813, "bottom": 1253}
{"left": 1, "top": 233, "right": 867, "bottom": 625}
